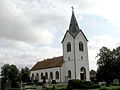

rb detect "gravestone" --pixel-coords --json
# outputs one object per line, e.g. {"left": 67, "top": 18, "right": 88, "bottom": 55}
{"left": 113, "top": 79, "right": 119, "bottom": 85}
{"left": 99, "top": 82, "right": 106, "bottom": 86}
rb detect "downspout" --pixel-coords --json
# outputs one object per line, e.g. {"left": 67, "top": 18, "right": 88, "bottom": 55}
{"left": 73, "top": 38, "right": 77, "bottom": 79}
{"left": 60, "top": 67, "right": 61, "bottom": 82}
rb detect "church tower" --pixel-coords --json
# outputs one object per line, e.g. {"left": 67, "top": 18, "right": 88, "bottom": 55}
{"left": 61, "top": 9, "right": 90, "bottom": 82}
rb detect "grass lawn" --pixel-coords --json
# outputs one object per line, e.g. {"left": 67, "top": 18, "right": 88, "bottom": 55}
{"left": 31, "top": 84, "right": 120, "bottom": 90}
{"left": 109, "top": 86, "right": 120, "bottom": 88}
{"left": 8, "top": 85, "right": 120, "bottom": 90}
{"left": 56, "top": 83, "right": 67, "bottom": 89}
{"left": 102, "top": 86, "right": 120, "bottom": 89}
{"left": 89, "top": 86, "right": 120, "bottom": 90}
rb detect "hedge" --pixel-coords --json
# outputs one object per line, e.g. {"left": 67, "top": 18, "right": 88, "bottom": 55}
{"left": 66, "top": 79, "right": 100, "bottom": 89}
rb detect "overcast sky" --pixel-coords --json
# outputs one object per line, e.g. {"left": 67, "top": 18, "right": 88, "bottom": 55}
{"left": 0, "top": 0, "right": 120, "bottom": 71}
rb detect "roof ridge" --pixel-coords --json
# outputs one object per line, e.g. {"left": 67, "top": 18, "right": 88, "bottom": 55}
{"left": 31, "top": 56, "right": 64, "bottom": 71}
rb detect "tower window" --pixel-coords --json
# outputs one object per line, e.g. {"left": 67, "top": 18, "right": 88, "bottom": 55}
{"left": 79, "top": 42, "right": 84, "bottom": 51}
{"left": 68, "top": 70, "right": 71, "bottom": 78}
{"left": 81, "top": 56, "right": 83, "bottom": 59}
{"left": 67, "top": 42, "right": 71, "bottom": 52}
{"left": 68, "top": 57, "right": 70, "bottom": 61}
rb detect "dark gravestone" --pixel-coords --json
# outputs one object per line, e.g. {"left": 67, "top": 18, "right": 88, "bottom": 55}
{"left": 113, "top": 79, "right": 119, "bottom": 85}
{"left": 42, "top": 76, "right": 46, "bottom": 84}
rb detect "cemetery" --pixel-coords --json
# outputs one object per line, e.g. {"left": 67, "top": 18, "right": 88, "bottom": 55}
{"left": 0, "top": 1, "right": 120, "bottom": 90}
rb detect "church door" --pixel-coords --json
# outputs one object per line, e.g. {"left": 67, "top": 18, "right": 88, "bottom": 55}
{"left": 80, "top": 67, "right": 86, "bottom": 80}
{"left": 80, "top": 73, "right": 85, "bottom": 80}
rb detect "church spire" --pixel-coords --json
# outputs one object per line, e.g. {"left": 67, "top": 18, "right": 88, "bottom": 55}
{"left": 69, "top": 7, "right": 80, "bottom": 38}
{"left": 71, "top": 6, "right": 74, "bottom": 12}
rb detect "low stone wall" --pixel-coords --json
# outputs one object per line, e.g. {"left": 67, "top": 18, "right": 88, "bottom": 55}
{"left": 24, "top": 86, "right": 42, "bottom": 90}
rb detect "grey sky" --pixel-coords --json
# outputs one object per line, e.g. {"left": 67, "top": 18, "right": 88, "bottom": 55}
{"left": 0, "top": 0, "right": 120, "bottom": 71}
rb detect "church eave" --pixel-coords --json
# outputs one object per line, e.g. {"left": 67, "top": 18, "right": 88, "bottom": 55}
{"left": 61, "top": 30, "right": 76, "bottom": 43}
{"left": 80, "top": 29, "right": 88, "bottom": 41}
{"left": 61, "top": 30, "right": 69, "bottom": 43}
{"left": 61, "top": 30, "right": 88, "bottom": 43}
{"left": 31, "top": 65, "right": 63, "bottom": 71}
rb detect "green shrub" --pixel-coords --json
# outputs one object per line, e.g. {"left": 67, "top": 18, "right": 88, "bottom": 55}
{"left": 93, "top": 84, "right": 101, "bottom": 88}
{"left": 36, "top": 82, "right": 43, "bottom": 86}
{"left": 8, "top": 88, "right": 21, "bottom": 90}
{"left": 33, "top": 80, "right": 38, "bottom": 83}
{"left": 26, "top": 82, "right": 34, "bottom": 85}
{"left": 51, "top": 80, "right": 57, "bottom": 84}
{"left": 59, "top": 88, "right": 66, "bottom": 90}
{"left": 67, "top": 79, "right": 100, "bottom": 89}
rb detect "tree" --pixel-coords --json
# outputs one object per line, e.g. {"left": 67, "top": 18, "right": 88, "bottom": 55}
{"left": 96, "top": 47, "right": 113, "bottom": 85}
{"left": 112, "top": 46, "right": 120, "bottom": 80}
{"left": 96, "top": 46, "right": 120, "bottom": 86}
{"left": 1, "top": 64, "right": 20, "bottom": 88}
{"left": 21, "top": 67, "right": 30, "bottom": 83}
{"left": 1, "top": 64, "right": 11, "bottom": 80}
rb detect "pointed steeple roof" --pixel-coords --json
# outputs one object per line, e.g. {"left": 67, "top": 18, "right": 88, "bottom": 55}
{"left": 61, "top": 8, "right": 88, "bottom": 43}
{"left": 68, "top": 9, "right": 80, "bottom": 38}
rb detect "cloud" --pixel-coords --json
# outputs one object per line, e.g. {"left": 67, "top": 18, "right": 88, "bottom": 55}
{"left": 0, "top": 40, "right": 62, "bottom": 70}
{"left": 0, "top": 0, "right": 55, "bottom": 45}
{"left": 89, "top": 35, "right": 119, "bottom": 49}
{"left": 0, "top": 0, "right": 120, "bottom": 72}
{"left": 0, "top": 0, "right": 65, "bottom": 71}
{"left": 82, "top": 0, "right": 120, "bottom": 27}
{"left": 88, "top": 35, "right": 120, "bottom": 70}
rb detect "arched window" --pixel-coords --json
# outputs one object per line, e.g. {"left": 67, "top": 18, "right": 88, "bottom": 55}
{"left": 80, "top": 67, "right": 86, "bottom": 80}
{"left": 36, "top": 73, "right": 39, "bottom": 81}
{"left": 31, "top": 73, "right": 34, "bottom": 81}
{"left": 50, "top": 72, "right": 53, "bottom": 79}
{"left": 68, "top": 70, "right": 71, "bottom": 78}
{"left": 41, "top": 73, "right": 43, "bottom": 79}
{"left": 79, "top": 42, "right": 84, "bottom": 51}
{"left": 67, "top": 42, "right": 71, "bottom": 52}
{"left": 45, "top": 72, "right": 48, "bottom": 79}
{"left": 55, "top": 71, "right": 59, "bottom": 79}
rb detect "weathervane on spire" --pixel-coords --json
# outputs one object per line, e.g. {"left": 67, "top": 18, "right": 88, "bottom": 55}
{"left": 71, "top": 6, "right": 74, "bottom": 12}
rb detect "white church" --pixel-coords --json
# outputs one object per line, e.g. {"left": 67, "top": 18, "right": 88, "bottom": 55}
{"left": 30, "top": 10, "right": 90, "bottom": 82}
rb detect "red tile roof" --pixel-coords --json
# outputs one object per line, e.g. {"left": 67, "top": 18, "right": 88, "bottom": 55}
{"left": 31, "top": 56, "right": 64, "bottom": 71}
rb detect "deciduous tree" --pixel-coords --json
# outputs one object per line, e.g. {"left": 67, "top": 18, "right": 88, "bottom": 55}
{"left": 96, "top": 46, "right": 120, "bottom": 85}
{"left": 21, "top": 67, "right": 30, "bottom": 82}
{"left": 1, "top": 64, "right": 20, "bottom": 88}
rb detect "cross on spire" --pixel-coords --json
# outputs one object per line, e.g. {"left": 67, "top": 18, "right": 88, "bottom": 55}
{"left": 69, "top": 6, "right": 80, "bottom": 38}
{"left": 71, "top": 6, "right": 74, "bottom": 12}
